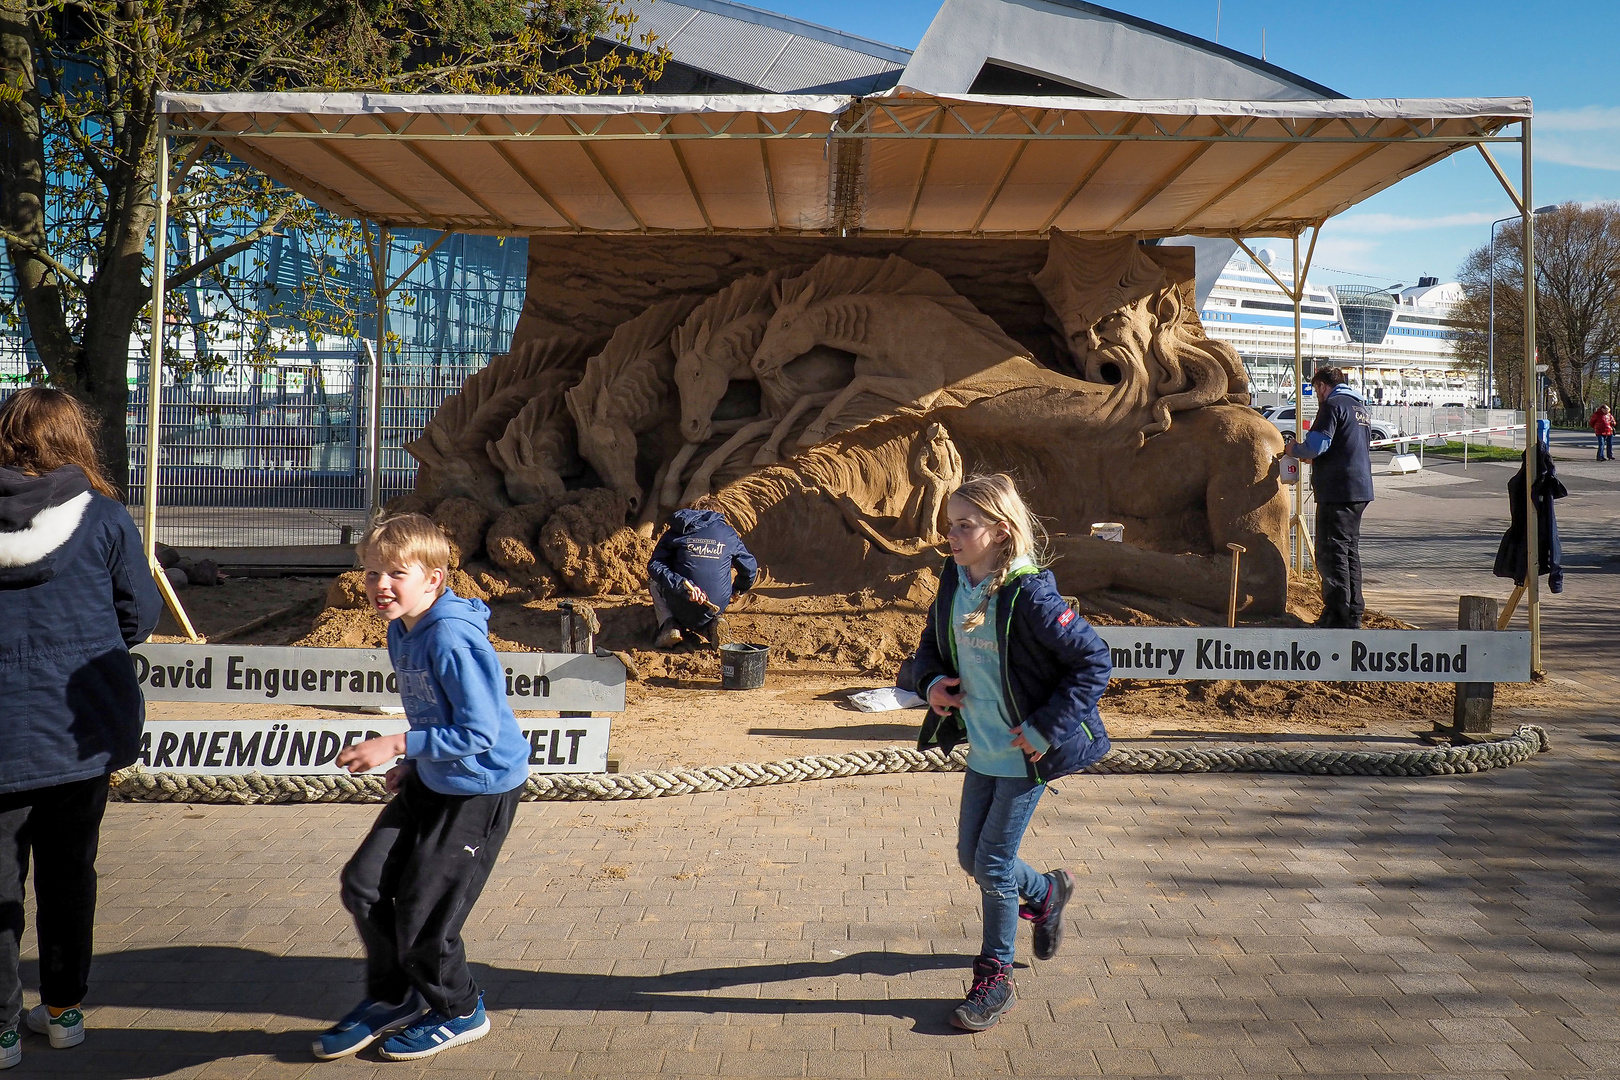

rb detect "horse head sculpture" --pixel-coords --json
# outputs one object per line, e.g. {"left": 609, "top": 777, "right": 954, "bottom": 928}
{"left": 670, "top": 270, "right": 791, "bottom": 444}
{"left": 564, "top": 294, "right": 702, "bottom": 515}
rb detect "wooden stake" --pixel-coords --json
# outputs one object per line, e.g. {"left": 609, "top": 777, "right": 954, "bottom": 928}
{"left": 1226, "top": 543, "right": 1246, "bottom": 627}
{"left": 151, "top": 562, "right": 201, "bottom": 642}
{"left": 1497, "top": 583, "right": 1526, "bottom": 630}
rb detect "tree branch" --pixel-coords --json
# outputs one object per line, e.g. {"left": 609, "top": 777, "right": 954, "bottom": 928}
{"left": 0, "top": 228, "right": 90, "bottom": 292}
{"left": 164, "top": 210, "right": 286, "bottom": 291}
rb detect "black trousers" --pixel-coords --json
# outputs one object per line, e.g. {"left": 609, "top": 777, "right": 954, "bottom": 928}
{"left": 0, "top": 774, "right": 110, "bottom": 1029}
{"left": 1315, "top": 500, "right": 1368, "bottom": 628}
{"left": 340, "top": 773, "right": 521, "bottom": 1018}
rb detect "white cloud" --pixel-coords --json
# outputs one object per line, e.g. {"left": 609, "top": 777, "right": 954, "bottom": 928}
{"left": 1330, "top": 211, "right": 1503, "bottom": 234}
{"left": 1536, "top": 106, "right": 1620, "bottom": 172}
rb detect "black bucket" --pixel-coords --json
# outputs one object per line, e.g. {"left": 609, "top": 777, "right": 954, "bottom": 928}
{"left": 719, "top": 642, "right": 769, "bottom": 690}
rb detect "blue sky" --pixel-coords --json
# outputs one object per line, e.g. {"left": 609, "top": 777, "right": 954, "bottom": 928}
{"left": 755, "top": 0, "right": 1620, "bottom": 288}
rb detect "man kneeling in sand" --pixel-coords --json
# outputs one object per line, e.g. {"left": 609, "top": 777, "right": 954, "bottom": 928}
{"left": 647, "top": 500, "right": 758, "bottom": 648}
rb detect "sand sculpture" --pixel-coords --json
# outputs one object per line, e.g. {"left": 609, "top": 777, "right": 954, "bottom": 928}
{"left": 394, "top": 235, "right": 1290, "bottom": 616}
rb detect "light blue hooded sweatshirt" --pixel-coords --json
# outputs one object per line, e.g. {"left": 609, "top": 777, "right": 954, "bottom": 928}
{"left": 387, "top": 590, "right": 530, "bottom": 796}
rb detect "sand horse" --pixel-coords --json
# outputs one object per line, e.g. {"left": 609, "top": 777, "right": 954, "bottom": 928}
{"left": 668, "top": 269, "right": 854, "bottom": 505}
{"left": 750, "top": 255, "right": 1108, "bottom": 450}
{"left": 561, "top": 294, "right": 704, "bottom": 517}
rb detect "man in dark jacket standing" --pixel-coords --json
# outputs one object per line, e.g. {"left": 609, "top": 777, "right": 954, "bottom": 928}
{"left": 647, "top": 504, "right": 758, "bottom": 648}
{"left": 1284, "top": 367, "right": 1375, "bottom": 628}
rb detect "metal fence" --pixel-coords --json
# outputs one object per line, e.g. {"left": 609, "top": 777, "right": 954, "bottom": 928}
{"left": 125, "top": 349, "right": 486, "bottom": 548}
{"left": 1365, "top": 405, "right": 1526, "bottom": 447}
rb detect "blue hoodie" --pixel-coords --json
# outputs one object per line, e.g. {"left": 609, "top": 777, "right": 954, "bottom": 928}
{"left": 387, "top": 590, "right": 530, "bottom": 796}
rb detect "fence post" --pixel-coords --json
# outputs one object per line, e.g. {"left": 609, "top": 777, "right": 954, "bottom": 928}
{"left": 1451, "top": 595, "right": 1497, "bottom": 738}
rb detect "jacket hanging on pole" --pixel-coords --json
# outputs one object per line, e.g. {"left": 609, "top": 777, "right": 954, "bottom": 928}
{"left": 1493, "top": 446, "right": 1566, "bottom": 593}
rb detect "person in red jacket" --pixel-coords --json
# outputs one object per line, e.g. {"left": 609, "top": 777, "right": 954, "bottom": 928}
{"left": 1592, "top": 404, "right": 1614, "bottom": 461}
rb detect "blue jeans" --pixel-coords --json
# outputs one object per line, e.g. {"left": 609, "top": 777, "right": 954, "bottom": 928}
{"left": 957, "top": 769, "right": 1051, "bottom": 963}
{"left": 1597, "top": 433, "right": 1613, "bottom": 460}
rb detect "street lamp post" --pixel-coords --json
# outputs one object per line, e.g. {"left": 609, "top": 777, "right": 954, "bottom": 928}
{"left": 1488, "top": 205, "right": 1555, "bottom": 407}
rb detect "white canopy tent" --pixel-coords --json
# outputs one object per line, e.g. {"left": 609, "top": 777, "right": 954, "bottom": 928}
{"left": 148, "top": 89, "right": 1546, "bottom": 666}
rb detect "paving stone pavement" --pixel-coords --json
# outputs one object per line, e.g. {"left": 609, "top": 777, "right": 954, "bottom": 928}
{"left": 9, "top": 689, "right": 1618, "bottom": 1080}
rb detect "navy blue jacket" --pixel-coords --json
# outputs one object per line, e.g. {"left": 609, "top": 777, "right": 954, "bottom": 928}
{"left": 911, "top": 559, "right": 1112, "bottom": 782}
{"left": 0, "top": 466, "right": 162, "bottom": 794}
{"left": 1306, "top": 387, "right": 1375, "bottom": 504}
{"left": 648, "top": 509, "right": 758, "bottom": 628}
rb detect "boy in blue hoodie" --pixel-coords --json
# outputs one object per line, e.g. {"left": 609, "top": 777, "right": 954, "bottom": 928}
{"left": 647, "top": 501, "right": 758, "bottom": 648}
{"left": 316, "top": 514, "right": 530, "bottom": 1063}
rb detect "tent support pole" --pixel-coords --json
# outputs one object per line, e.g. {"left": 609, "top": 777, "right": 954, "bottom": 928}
{"left": 145, "top": 120, "right": 199, "bottom": 641}
{"left": 363, "top": 221, "right": 390, "bottom": 524}
{"left": 1292, "top": 234, "right": 1305, "bottom": 576}
{"left": 1520, "top": 120, "right": 1540, "bottom": 674}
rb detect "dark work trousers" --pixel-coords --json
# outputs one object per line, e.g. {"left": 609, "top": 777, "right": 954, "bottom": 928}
{"left": 0, "top": 774, "right": 110, "bottom": 1030}
{"left": 340, "top": 772, "right": 521, "bottom": 1018}
{"left": 1315, "top": 500, "right": 1369, "bottom": 628}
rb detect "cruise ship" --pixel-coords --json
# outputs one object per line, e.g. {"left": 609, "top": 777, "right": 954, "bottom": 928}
{"left": 1200, "top": 248, "right": 1475, "bottom": 406}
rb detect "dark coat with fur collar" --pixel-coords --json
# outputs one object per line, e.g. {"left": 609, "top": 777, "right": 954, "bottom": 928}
{"left": 0, "top": 466, "right": 161, "bottom": 794}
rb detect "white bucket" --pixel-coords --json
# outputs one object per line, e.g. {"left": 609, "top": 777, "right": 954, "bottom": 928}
{"left": 1089, "top": 522, "right": 1125, "bottom": 542}
{"left": 1278, "top": 456, "right": 1300, "bottom": 485}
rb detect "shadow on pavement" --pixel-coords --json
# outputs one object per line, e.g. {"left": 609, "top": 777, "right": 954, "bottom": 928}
{"left": 19, "top": 948, "right": 974, "bottom": 1075}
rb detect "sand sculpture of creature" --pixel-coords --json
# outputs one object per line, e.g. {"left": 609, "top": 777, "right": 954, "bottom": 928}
{"left": 407, "top": 332, "right": 595, "bottom": 508}
{"left": 749, "top": 255, "right": 1104, "bottom": 451}
{"left": 563, "top": 294, "right": 703, "bottom": 516}
{"left": 394, "top": 236, "right": 1290, "bottom": 614}
{"left": 1032, "top": 231, "right": 1251, "bottom": 442}
{"left": 668, "top": 269, "right": 854, "bottom": 505}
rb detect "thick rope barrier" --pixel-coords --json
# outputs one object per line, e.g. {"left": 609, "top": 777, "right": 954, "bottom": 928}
{"left": 108, "top": 725, "right": 1551, "bottom": 806}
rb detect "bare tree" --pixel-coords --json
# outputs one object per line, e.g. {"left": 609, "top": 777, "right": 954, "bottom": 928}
{"left": 0, "top": 0, "right": 664, "bottom": 487}
{"left": 1452, "top": 201, "right": 1620, "bottom": 415}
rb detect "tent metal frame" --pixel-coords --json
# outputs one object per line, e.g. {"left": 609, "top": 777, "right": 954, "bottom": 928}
{"left": 144, "top": 97, "right": 1544, "bottom": 671}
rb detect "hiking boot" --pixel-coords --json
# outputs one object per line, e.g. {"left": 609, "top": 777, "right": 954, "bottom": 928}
{"left": 950, "top": 956, "right": 1016, "bottom": 1031}
{"left": 0, "top": 1028, "right": 17, "bottom": 1070}
{"left": 1031, "top": 868, "right": 1074, "bottom": 961}
{"left": 654, "top": 620, "right": 684, "bottom": 649}
{"left": 378, "top": 995, "right": 490, "bottom": 1061}
{"left": 26, "top": 1004, "right": 84, "bottom": 1049}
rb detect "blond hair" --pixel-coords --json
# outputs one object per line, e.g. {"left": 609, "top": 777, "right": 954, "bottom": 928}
{"left": 951, "top": 473, "right": 1047, "bottom": 631}
{"left": 358, "top": 514, "right": 452, "bottom": 591}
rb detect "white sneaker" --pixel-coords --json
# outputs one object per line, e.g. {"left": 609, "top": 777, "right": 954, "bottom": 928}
{"left": 26, "top": 1005, "right": 84, "bottom": 1049}
{"left": 0, "top": 1027, "right": 18, "bottom": 1069}
{"left": 654, "top": 620, "right": 684, "bottom": 648}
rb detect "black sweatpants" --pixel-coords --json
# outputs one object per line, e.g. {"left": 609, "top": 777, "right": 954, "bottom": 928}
{"left": 340, "top": 772, "right": 521, "bottom": 1018}
{"left": 0, "top": 774, "right": 110, "bottom": 1030}
{"left": 1315, "top": 500, "right": 1369, "bottom": 628}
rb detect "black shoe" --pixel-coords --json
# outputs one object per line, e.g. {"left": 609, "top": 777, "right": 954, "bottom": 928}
{"left": 950, "top": 956, "right": 1016, "bottom": 1031}
{"left": 1031, "top": 868, "right": 1074, "bottom": 961}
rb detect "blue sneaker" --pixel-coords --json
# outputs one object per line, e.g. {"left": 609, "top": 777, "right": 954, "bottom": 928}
{"left": 311, "top": 995, "right": 426, "bottom": 1060}
{"left": 378, "top": 995, "right": 490, "bottom": 1061}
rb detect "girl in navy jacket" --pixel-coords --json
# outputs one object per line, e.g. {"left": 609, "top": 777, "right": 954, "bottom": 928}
{"left": 910, "top": 474, "right": 1111, "bottom": 1031}
{"left": 0, "top": 388, "right": 161, "bottom": 1065}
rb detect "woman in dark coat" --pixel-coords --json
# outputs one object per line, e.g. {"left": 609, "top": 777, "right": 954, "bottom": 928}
{"left": 0, "top": 388, "right": 160, "bottom": 1067}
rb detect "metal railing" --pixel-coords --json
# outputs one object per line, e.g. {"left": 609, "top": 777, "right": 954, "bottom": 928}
{"left": 123, "top": 349, "right": 487, "bottom": 548}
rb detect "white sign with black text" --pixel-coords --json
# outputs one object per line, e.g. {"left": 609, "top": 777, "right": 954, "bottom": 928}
{"left": 131, "top": 644, "right": 626, "bottom": 711}
{"left": 1095, "top": 628, "right": 1529, "bottom": 682}
{"left": 135, "top": 717, "right": 613, "bottom": 775}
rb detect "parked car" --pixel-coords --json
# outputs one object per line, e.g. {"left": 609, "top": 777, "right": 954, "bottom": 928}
{"left": 1261, "top": 403, "right": 1399, "bottom": 444}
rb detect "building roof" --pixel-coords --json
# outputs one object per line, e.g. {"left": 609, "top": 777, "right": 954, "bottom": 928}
{"left": 900, "top": 0, "right": 1341, "bottom": 100}
{"left": 620, "top": 0, "right": 909, "bottom": 95}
